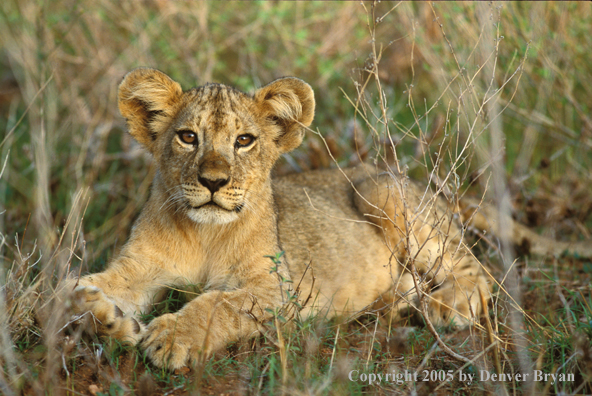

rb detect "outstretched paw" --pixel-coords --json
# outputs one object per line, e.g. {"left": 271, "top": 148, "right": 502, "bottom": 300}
{"left": 141, "top": 313, "right": 200, "bottom": 370}
{"left": 72, "top": 285, "right": 145, "bottom": 344}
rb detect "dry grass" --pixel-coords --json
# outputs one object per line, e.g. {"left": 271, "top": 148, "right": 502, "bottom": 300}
{"left": 1, "top": 1, "right": 591, "bottom": 395}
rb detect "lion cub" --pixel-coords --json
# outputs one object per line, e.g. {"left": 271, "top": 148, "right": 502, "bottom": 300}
{"left": 67, "top": 68, "right": 490, "bottom": 369}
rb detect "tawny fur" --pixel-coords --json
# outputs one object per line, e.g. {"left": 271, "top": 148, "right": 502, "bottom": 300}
{"left": 61, "top": 68, "right": 591, "bottom": 370}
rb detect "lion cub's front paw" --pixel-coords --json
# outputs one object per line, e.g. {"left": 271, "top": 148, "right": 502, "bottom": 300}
{"left": 72, "top": 285, "right": 145, "bottom": 344}
{"left": 142, "top": 313, "right": 206, "bottom": 370}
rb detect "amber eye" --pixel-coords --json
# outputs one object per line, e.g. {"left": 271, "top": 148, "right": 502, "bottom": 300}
{"left": 178, "top": 130, "right": 197, "bottom": 145}
{"left": 236, "top": 134, "right": 255, "bottom": 148}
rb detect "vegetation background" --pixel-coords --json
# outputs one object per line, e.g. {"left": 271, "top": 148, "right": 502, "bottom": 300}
{"left": 0, "top": 1, "right": 591, "bottom": 395}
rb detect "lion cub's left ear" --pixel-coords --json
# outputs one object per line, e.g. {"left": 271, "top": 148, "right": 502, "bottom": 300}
{"left": 254, "top": 77, "right": 315, "bottom": 153}
{"left": 118, "top": 68, "right": 183, "bottom": 153}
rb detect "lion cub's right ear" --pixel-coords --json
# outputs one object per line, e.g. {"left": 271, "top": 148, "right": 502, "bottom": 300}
{"left": 118, "top": 68, "right": 183, "bottom": 152}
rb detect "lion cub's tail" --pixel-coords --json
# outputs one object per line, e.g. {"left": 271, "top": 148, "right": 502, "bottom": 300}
{"left": 458, "top": 198, "right": 592, "bottom": 258}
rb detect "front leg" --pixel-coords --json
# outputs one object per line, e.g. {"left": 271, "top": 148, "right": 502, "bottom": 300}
{"left": 142, "top": 268, "right": 283, "bottom": 369}
{"left": 64, "top": 258, "right": 173, "bottom": 346}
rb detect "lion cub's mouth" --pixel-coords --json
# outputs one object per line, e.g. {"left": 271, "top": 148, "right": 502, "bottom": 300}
{"left": 190, "top": 201, "right": 221, "bottom": 210}
{"left": 184, "top": 198, "right": 244, "bottom": 225}
{"left": 189, "top": 200, "right": 243, "bottom": 213}
{"left": 196, "top": 201, "right": 217, "bottom": 208}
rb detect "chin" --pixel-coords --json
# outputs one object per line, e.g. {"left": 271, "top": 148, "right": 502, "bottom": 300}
{"left": 187, "top": 207, "right": 239, "bottom": 225}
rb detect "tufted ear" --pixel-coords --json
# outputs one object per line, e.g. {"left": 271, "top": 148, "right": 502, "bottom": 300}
{"left": 118, "top": 68, "right": 183, "bottom": 152}
{"left": 254, "top": 77, "right": 315, "bottom": 154}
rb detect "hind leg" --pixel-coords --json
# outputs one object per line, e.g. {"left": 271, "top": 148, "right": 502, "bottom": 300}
{"left": 353, "top": 171, "right": 490, "bottom": 326}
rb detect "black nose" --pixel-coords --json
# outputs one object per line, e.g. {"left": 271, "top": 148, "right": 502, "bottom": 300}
{"left": 198, "top": 176, "right": 229, "bottom": 194}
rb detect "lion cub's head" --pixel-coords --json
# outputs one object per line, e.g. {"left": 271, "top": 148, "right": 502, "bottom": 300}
{"left": 117, "top": 68, "right": 314, "bottom": 224}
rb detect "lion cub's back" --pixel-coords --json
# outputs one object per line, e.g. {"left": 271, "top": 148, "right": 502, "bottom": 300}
{"left": 272, "top": 167, "right": 396, "bottom": 316}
